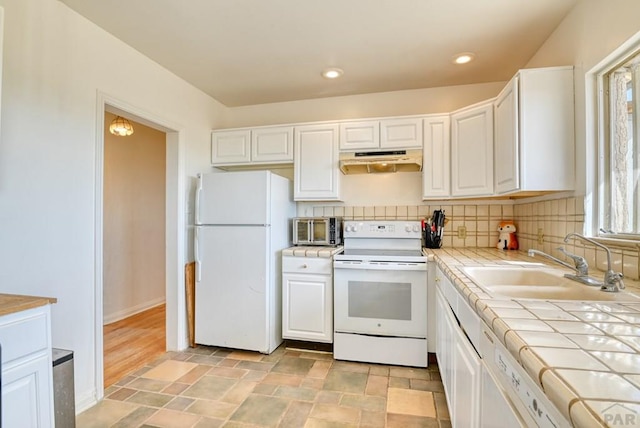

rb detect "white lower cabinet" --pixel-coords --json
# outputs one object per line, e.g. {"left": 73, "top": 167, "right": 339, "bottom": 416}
{"left": 0, "top": 305, "right": 55, "bottom": 428}
{"left": 453, "top": 325, "right": 481, "bottom": 428}
{"left": 436, "top": 266, "right": 529, "bottom": 428}
{"left": 282, "top": 256, "right": 333, "bottom": 343}
{"left": 436, "top": 284, "right": 480, "bottom": 428}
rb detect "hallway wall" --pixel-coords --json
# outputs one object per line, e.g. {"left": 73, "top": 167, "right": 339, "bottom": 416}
{"left": 103, "top": 113, "right": 166, "bottom": 323}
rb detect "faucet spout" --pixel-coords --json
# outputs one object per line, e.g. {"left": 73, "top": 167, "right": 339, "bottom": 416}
{"left": 563, "top": 233, "right": 625, "bottom": 292}
{"left": 527, "top": 248, "right": 605, "bottom": 287}
{"left": 527, "top": 249, "right": 579, "bottom": 272}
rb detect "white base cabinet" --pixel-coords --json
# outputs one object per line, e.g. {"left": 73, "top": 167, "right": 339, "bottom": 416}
{"left": 436, "top": 274, "right": 480, "bottom": 428}
{"left": 0, "top": 305, "right": 55, "bottom": 428}
{"left": 282, "top": 256, "right": 333, "bottom": 343}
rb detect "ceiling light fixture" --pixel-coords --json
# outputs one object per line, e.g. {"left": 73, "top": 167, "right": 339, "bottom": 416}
{"left": 452, "top": 52, "right": 476, "bottom": 65}
{"left": 322, "top": 68, "right": 344, "bottom": 79}
{"left": 109, "top": 116, "right": 135, "bottom": 136}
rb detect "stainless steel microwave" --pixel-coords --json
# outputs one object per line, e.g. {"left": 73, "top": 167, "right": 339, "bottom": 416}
{"left": 292, "top": 217, "right": 343, "bottom": 246}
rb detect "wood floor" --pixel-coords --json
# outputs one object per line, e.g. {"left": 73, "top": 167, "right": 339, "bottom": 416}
{"left": 103, "top": 304, "right": 166, "bottom": 388}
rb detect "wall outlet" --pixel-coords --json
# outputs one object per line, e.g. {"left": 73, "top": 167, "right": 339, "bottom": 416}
{"left": 457, "top": 226, "right": 467, "bottom": 239}
{"left": 537, "top": 228, "right": 544, "bottom": 244}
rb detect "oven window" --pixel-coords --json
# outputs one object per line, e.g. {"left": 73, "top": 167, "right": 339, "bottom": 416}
{"left": 312, "top": 220, "right": 327, "bottom": 241}
{"left": 347, "top": 281, "right": 411, "bottom": 320}
{"left": 296, "top": 221, "right": 310, "bottom": 242}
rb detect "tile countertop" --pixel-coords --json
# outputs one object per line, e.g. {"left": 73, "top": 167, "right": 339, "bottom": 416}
{"left": 0, "top": 293, "right": 57, "bottom": 317}
{"left": 282, "top": 246, "right": 344, "bottom": 258}
{"left": 425, "top": 247, "right": 640, "bottom": 427}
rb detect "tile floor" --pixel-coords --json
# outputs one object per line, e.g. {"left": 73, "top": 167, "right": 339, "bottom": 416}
{"left": 78, "top": 346, "right": 450, "bottom": 427}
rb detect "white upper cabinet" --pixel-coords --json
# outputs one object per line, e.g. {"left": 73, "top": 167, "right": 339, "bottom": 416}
{"left": 211, "top": 129, "right": 251, "bottom": 164}
{"left": 494, "top": 66, "right": 575, "bottom": 195}
{"left": 422, "top": 115, "right": 451, "bottom": 199}
{"left": 294, "top": 123, "right": 341, "bottom": 201}
{"left": 251, "top": 126, "right": 294, "bottom": 163}
{"left": 494, "top": 77, "right": 519, "bottom": 193}
{"left": 451, "top": 101, "right": 494, "bottom": 197}
{"left": 380, "top": 118, "right": 423, "bottom": 149}
{"left": 339, "top": 120, "right": 380, "bottom": 151}
{"left": 212, "top": 126, "right": 293, "bottom": 166}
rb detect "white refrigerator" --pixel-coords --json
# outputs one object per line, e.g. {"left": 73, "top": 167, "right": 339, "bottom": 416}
{"left": 194, "top": 170, "right": 296, "bottom": 353}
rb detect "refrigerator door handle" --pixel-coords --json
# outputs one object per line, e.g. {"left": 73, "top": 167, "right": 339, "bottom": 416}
{"left": 195, "top": 175, "right": 203, "bottom": 225}
{"left": 194, "top": 228, "right": 201, "bottom": 282}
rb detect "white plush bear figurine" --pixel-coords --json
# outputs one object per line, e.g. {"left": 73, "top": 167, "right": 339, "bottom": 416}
{"left": 497, "top": 220, "right": 519, "bottom": 250}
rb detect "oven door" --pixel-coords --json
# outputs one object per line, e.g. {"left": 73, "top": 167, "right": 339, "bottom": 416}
{"left": 333, "top": 261, "right": 427, "bottom": 338}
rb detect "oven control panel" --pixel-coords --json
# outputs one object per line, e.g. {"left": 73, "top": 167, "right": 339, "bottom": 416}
{"left": 343, "top": 221, "right": 422, "bottom": 238}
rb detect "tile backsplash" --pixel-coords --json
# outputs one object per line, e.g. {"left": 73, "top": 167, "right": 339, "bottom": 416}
{"left": 304, "top": 195, "right": 640, "bottom": 280}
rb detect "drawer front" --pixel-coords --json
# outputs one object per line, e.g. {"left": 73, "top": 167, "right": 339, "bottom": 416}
{"left": 0, "top": 307, "right": 50, "bottom": 364}
{"left": 283, "top": 256, "right": 332, "bottom": 275}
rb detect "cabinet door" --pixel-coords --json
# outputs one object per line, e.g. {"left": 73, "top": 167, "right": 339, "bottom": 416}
{"left": 435, "top": 288, "right": 455, "bottom": 416}
{"left": 282, "top": 273, "right": 333, "bottom": 343}
{"left": 211, "top": 130, "right": 251, "bottom": 164}
{"left": 422, "top": 115, "right": 450, "bottom": 199}
{"left": 294, "top": 124, "right": 341, "bottom": 201}
{"left": 380, "top": 118, "right": 423, "bottom": 149}
{"left": 453, "top": 326, "right": 481, "bottom": 428}
{"left": 451, "top": 102, "right": 494, "bottom": 196}
{"left": 251, "top": 126, "right": 294, "bottom": 163}
{"left": 339, "top": 120, "right": 380, "bottom": 151}
{"left": 3, "top": 353, "right": 53, "bottom": 428}
{"left": 494, "top": 76, "right": 519, "bottom": 194}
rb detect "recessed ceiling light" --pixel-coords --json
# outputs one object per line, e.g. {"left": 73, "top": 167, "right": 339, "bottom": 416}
{"left": 322, "top": 68, "right": 344, "bottom": 79}
{"left": 452, "top": 53, "right": 475, "bottom": 65}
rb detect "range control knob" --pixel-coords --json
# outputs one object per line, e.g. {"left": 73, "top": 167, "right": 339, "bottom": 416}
{"left": 413, "top": 224, "right": 420, "bottom": 232}
{"left": 405, "top": 225, "right": 412, "bottom": 232}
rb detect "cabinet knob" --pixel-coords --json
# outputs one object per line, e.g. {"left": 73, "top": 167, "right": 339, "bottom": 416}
{"left": 302, "top": 264, "right": 308, "bottom": 269}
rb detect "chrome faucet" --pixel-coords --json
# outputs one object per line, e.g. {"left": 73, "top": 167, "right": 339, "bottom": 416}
{"left": 527, "top": 248, "right": 578, "bottom": 271}
{"left": 527, "top": 248, "right": 603, "bottom": 287}
{"left": 564, "top": 233, "right": 625, "bottom": 292}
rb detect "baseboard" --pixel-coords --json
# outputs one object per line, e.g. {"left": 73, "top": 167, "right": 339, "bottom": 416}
{"left": 103, "top": 297, "right": 165, "bottom": 325}
{"left": 75, "top": 389, "right": 97, "bottom": 414}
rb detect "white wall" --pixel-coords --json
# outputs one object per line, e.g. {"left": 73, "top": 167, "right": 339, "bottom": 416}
{"left": 0, "top": 0, "right": 225, "bottom": 411}
{"left": 221, "top": 82, "right": 506, "bottom": 128}
{"left": 103, "top": 113, "right": 166, "bottom": 323}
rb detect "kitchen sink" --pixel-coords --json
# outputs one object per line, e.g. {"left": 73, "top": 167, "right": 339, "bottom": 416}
{"left": 460, "top": 266, "right": 640, "bottom": 302}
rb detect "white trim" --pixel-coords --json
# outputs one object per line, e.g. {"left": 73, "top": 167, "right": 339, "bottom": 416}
{"left": 94, "top": 91, "right": 187, "bottom": 403}
{"left": 103, "top": 299, "right": 167, "bottom": 325}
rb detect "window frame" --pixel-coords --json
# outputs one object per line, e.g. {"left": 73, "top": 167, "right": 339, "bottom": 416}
{"left": 594, "top": 37, "right": 640, "bottom": 242}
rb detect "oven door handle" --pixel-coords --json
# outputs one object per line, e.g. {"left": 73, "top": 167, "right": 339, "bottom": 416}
{"left": 333, "top": 261, "right": 427, "bottom": 271}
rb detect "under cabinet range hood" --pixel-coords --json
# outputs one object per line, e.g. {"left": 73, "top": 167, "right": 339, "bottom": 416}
{"left": 339, "top": 149, "right": 422, "bottom": 174}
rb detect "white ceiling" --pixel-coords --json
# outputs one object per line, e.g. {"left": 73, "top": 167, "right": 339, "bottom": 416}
{"left": 60, "top": 0, "right": 581, "bottom": 107}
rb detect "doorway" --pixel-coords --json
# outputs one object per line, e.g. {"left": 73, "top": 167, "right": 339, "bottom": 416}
{"left": 95, "top": 94, "right": 187, "bottom": 399}
{"left": 102, "top": 112, "right": 167, "bottom": 387}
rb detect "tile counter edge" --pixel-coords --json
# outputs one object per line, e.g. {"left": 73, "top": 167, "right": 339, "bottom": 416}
{"left": 426, "top": 247, "right": 640, "bottom": 427}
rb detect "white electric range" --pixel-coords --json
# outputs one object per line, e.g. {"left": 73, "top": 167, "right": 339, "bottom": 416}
{"left": 333, "top": 220, "right": 428, "bottom": 367}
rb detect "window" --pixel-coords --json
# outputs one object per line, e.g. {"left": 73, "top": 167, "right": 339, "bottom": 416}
{"left": 600, "top": 49, "right": 640, "bottom": 239}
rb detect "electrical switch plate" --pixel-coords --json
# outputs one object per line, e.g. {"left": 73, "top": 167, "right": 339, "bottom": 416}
{"left": 537, "top": 228, "right": 544, "bottom": 244}
{"left": 457, "top": 226, "right": 467, "bottom": 239}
